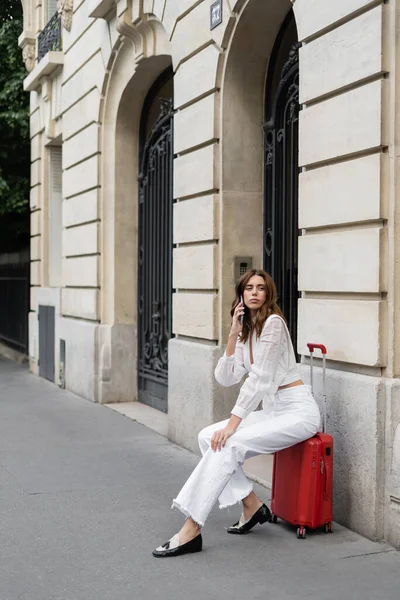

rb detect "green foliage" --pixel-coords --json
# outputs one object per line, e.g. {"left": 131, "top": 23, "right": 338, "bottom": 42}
{"left": 0, "top": 2, "right": 30, "bottom": 251}
{"left": 0, "top": 0, "right": 22, "bottom": 24}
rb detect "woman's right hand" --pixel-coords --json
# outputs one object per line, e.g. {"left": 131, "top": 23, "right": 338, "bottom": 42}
{"left": 229, "top": 301, "right": 245, "bottom": 338}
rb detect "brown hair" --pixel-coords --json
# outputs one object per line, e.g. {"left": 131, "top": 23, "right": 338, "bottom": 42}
{"left": 231, "top": 269, "right": 286, "bottom": 344}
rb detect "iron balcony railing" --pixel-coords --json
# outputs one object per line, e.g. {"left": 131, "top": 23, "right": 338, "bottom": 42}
{"left": 38, "top": 11, "right": 62, "bottom": 61}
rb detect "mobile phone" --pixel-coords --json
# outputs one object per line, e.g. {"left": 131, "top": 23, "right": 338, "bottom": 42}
{"left": 239, "top": 295, "right": 244, "bottom": 325}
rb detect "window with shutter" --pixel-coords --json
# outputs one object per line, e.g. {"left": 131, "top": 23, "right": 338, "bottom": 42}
{"left": 48, "top": 147, "right": 62, "bottom": 288}
{"left": 47, "top": 0, "right": 59, "bottom": 21}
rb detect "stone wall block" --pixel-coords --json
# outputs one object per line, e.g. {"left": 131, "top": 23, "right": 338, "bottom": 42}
{"left": 170, "top": 1, "right": 211, "bottom": 68}
{"left": 63, "top": 222, "right": 99, "bottom": 257}
{"left": 63, "top": 88, "right": 101, "bottom": 141}
{"left": 30, "top": 287, "right": 61, "bottom": 315}
{"left": 143, "top": 0, "right": 154, "bottom": 13}
{"left": 30, "top": 287, "right": 38, "bottom": 313}
{"left": 299, "top": 80, "right": 384, "bottom": 167}
{"left": 162, "top": 0, "right": 203, "bottom": 39}
{"left": 30, "top": 261, "right": 41, "bottom": 286}
{"left": 62, "top": 52, "right": 105, "bottom": 113}
{"left": 30, "top": 236, "right": 41, "bottom": 261}
{"left": 173, "top": 292, "right": 217, "bottom": 339}
{"left": 174, "top": 144, "right": 218, "bottom": 199}
{"left": 63, "top": 156, "right": 99, "bottom": 199}
{"left": 299, "top": 153, "right": 384, "bottom": 228}
{"left": 300, "top": 6, "right": 383, "bottom": 103}
{"left": 31, "top": 135, "right": 41, "bottom": 162}
{"left": 63, "top": 256, "right": 99, "bottom": 287}
{"left": 298, "top": 298, "right": 387, "bottom": 366}
{"left": 30, "top": 91, "right": 40, "bottom": 114}
{"left": 31, "top": 210, "right": 41, "bottom": 236}
{"left": 153, "top": 0, "right": 166, "bottom": 21}
{"left": 174, "top": 44, "right": 220, "bottom": 109}
{"left": 294, "top": 0, "right": 381, "bottom": 42}
{"left": 30, "top": 159, "right": 41, "bottom": 187}
{"left": 63, "top": 0, "right": 99, "bottom": 52}
{"left": 63, "top": 190, "right": 99, "bottom": 228}
{"left": 30, "top": 186, "right": 40, "bottom": 210}
{"left": 174, "top": 93, "right": 218, "bottom": 155}
{"left": 173, "top": 244, "right": 217, "bottom": 289}
{"left": 63, "top": 20, "right": 111, "bottom": 83}
{"left": 298, "top": 228, "right": 385, "bottom": 293}
{"left": 63, "top": 123, "right": 100, "bottom": 170}
{"left": 174, "top": 195, "right": 217, "bottom": 244}
{"left": 30, "top": 109, "right": 41, "bottom": 138}
{"left": 62, "top": 288, "right": 99, "bottom": 320}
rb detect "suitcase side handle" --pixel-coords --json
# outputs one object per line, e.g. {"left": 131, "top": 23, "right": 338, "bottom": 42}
{"left": 307, "top": 342, "right": 327, "bottom": 433}
{"left": 324, "top": 449, "right": 333, "bottom": 501}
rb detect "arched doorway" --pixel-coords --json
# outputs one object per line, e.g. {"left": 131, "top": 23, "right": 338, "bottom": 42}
{"left": 264, "top": 10, "right": 299, "bottom": 349}
{"left": 138, "top": 67, "right": 174, "bottom": 413}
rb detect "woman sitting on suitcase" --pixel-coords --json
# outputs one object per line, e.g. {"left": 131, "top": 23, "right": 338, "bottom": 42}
{"left": 153, "top": 269, "right": 321, "bottom": 557}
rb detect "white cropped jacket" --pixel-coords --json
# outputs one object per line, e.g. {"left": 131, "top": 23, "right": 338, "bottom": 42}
{"left": 214, "top": 315, "right": 301, "bottom": 420}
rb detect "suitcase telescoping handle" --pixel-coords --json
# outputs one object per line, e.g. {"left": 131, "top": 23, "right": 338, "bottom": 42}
{"left": 307, "top": 343, "right": 327, "bottom": 433}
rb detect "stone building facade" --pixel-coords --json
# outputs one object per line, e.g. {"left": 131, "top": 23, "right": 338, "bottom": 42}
{"left": 19, "top": 0, "right": 400, "bottom": 547}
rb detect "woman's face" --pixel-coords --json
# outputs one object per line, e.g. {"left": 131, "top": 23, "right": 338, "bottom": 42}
{"left": 243, "top": 275, "right": 267, "bottom": 313}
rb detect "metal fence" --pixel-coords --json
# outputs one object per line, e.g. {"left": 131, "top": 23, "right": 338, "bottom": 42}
{"left": 0, "top": 250, "right": 30, "bottom": 354}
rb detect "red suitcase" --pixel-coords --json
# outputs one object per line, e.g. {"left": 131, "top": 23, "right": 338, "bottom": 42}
{"left": 270, "top": 343, "right": 333, "bottom": 539}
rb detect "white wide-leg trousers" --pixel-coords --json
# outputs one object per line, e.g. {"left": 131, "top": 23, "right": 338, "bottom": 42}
{"left": 172, "top": 385, "right": 320, "bottom": 526}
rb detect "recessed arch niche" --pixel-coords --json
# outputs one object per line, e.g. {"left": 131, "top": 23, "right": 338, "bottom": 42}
{"left": 219, "top": 0, "right": 296, "bottom": 340}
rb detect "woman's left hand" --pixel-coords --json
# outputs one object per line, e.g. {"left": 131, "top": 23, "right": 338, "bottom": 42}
{"left": 211, "top": 427, "right": 236, "bottom": 452}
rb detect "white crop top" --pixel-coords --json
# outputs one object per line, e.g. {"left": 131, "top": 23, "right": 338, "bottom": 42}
{"left": 214, "top": 314, "right": 301, "bottom": 420}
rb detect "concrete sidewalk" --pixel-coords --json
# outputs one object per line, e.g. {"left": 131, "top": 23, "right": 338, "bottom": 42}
{"left": 0, "top": 357, "right": 399, "bottom": 600}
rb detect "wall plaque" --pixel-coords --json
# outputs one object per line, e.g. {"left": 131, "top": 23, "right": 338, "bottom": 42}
{"left": 210, "top": 0, "right": 222, "bottom": 30}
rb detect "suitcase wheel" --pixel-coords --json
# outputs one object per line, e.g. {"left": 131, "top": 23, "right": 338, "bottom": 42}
{"left": 271, "top": 514, "right": 278, "bottom": 524}
{"left": 324, "top": 522, "right": 333, "bottom": 534}
{"left": 297, "top": 526, "right": 306, "bottom": 540}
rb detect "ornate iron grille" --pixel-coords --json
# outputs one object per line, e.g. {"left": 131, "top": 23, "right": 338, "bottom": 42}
{"left": 38, "top": 12, "right": 62, "bottom": 61}
{"left": 264, "top": 37, "right": 300, "bottom": 351}
{"left": 138, "top": 98, "right": 173, "bottom": 413}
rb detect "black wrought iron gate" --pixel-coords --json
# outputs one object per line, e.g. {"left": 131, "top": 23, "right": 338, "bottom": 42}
{"left": 138, "top": 89, "right": 173, "bottom": 413}
{"left": 264, "top": 12, "right": 300, "bottom": 350}
{"left": 0, "top": 251, "right": 29, "bottom": 354}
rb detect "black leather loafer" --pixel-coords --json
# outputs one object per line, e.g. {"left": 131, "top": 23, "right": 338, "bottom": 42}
{"left": 227, "top": 503, "right": 272, "bottom": 535}
{"left": 152, "top": 533, "right": 203, "bottom": 557}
